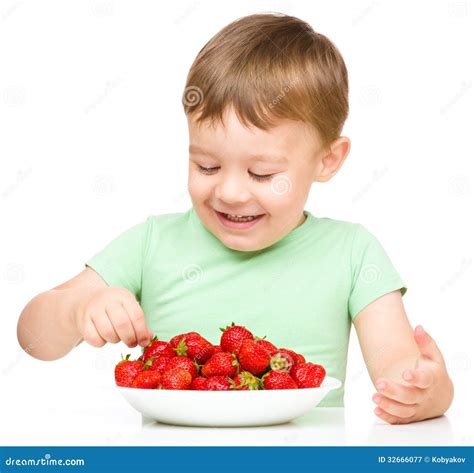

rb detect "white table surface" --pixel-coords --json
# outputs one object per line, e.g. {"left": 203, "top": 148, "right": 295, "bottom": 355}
{"left": 0, "top": 384, "right": 470, "bottom": 447}
{"left": 1, "top": 345, "right": 472, "bottom": 447}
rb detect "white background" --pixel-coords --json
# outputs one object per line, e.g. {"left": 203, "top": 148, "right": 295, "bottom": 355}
{"left": 0, "top": 0, "right": 472, "bottom": 445}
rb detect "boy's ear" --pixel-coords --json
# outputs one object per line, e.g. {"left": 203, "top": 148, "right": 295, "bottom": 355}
{"left": 313, "top": 136, "right": 351, "bottom": 183}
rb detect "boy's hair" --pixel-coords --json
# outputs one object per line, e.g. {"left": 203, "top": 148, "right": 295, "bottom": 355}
{"left": 182, "top": 13, "right": 349, "bottom": 150}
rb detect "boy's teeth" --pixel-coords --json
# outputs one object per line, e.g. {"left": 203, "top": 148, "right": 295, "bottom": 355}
{"left": 225, "top": 213, "right": 258, "bottom": 222}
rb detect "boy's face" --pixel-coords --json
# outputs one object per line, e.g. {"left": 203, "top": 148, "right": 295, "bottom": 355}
{"left": 187, "top": 107, "right": 341, "bottom": 252}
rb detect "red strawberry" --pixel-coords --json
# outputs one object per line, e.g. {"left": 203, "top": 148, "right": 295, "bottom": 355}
{"left": 190, "top": 376, "right": 208, "bottom": 390}
{"left": 291, "top": 363, "right": 326, "bottom": 388}
{"left": 231, "top": 371, "right": 261, "bottom": 390}
{"left": 143, "top": 337, "right": 175, "bottom": 360}
{"left": 114, "top": 354, "right": 143, "bottom": 387}
{"left": 255, "top": 338, "right": 278, "bottom": 354}
{"left": 296, "top": 353, "right": 306, "bottom": 364}
{"left": 262, "top": 370, "right": 298, "bottom": 390}
{"left": 220, "top": 322, "right": 254, "bottom": 354}
{"left": 278, "top": 348, "right": 300, "bottom": 364}
{"left": 131, "top": 370, "right": 162, "bottom": 389}
{"left": 170, "top": 332, "right": 214, "bottom": 364}
{"left": 213, "top": 345, "right": 223, "bottom": 353}
{"left": 165, "top": 356, "right": 198, "bottom": 379}
{"left": 144, "top": 355, "right": 173, "bottom": 372}
{"left": 204, "top": 376, "right": 232, "bottom": 391}
{"left": 238, "top": 339, "right": 270, "bottom": 376}
{"left": 161, "top": 367, "right": 192, "bottom": 390}
{"left": 269, "top": 350, "right": 295, "bottom": 372}
{"left": 202, "top": 352, "right": 239, "bottom": 378}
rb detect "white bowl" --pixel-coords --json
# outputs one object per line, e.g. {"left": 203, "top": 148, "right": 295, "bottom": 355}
{"left": 117, "top": 376, "right": 341, "bottom": 427}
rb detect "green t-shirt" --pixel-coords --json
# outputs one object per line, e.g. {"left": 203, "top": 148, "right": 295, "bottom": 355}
{"left": 85, "top": 207, "right": 406, "bottom": 406}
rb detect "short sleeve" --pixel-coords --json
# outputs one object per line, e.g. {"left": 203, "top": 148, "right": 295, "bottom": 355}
{"left": 85, "top": 217, "right": 153, "bottom": 301}
{"left": 348, "top": 223, "right": 407, "bottom": 321}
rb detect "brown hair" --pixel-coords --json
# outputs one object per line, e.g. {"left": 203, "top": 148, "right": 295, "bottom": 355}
{"left": 182, "top": 13, "right": 349, "bottom": 150}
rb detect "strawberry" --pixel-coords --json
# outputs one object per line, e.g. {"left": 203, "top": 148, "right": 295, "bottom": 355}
{"left": 296, "top": 353, "right": 306, "bottom": 364}
{"left": 220, "top": 322, "right": 254, "bottom": 354}
{"left": 190, "top": 376, "right": 208, "bottom": 390}
{"left": 165, "top": 356, "right": 198, "bottom": 379}
{"left": 143, "top": 337, "right": 175, "bottom": 360}
{"left": 230, "top": 371, "right": 261, "bottom": 390}
{"left": 213, "top": 345, "right": 223, "bottom": 353}
{"left": 277, "top": 348, "right": 300, "bottom": 364}
{"left": 255, "top": 337, "right": 277, "bottom": 354}
{"left": 131, "top": 370, "right": 162, "bottom": 389}
{"left": 269, "top": 350, "right": 295, "bottom": 372}
{"left": 161, "top": 367, "right": 192, "bottom": 390}
{"left": 144, "top": 355, "right": 173, "bottom": 372}
{"left": 114, "top": 354, "right": 143, "bottom": 387}
{"left": 170, "top": 332, "right": 214, "bottom": 364}
{"left": 204, "top": 376, "right": 232, "bottom": 391}
{"left": 262, "top": 370, "right": 298, "bottom": 390}
{"left": 202, "top": 352, "right": 239, "bottom": 378}
{"left": 238, "top": 339, "right": 270, "bottom": 376}
{"left": 291, "top": 363, "right": 326, "bottom": 388}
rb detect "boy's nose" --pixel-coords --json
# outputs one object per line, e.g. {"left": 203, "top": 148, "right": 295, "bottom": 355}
{"left": 214, "top": 176, "right": 252, "bottom": 204}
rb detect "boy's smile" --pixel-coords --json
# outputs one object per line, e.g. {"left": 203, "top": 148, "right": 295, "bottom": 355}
{"left": 187, "top": 106, "right": 342, "bottom": 252}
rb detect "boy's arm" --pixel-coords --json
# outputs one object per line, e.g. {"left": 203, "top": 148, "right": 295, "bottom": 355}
{"left": 17, "top": 268, "right": 107, "bottom": 361}
{"left": 353, "top": 290, "right": 454, "bottom": 424}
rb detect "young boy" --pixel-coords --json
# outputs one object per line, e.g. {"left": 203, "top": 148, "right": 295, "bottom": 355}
{"left": 17, "top": 13, "right": 453, "bottom": 423}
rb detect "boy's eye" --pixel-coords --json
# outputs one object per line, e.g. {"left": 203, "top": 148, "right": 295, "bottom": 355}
{"left": 197, "top": 165, "right": 219, "bottom": 175}
{"left": 196, "top": 165, "right": 275, "bottom": 182}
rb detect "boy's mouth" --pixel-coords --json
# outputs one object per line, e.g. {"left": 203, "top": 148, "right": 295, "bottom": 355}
{"left": 214, "top": 210, "right": 266, "bottom": 229}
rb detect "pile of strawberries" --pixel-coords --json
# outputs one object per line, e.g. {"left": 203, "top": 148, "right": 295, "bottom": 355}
{"left": 114, "top": 323, "right": 326, "bottom": 390}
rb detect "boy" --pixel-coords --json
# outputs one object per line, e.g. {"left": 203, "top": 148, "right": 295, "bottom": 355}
{"left": 17, "top": 13, "right": 453, "bottom": 423}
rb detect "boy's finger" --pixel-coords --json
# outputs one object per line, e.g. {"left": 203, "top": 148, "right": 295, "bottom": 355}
{"left": 98, "top": 310, "right": 121, "bottom": 343}
{"left": 84, "top": 318, "right": 107, "bottom": 348}
{"left": 107, "top": 302, "right": 137, "bottom": 348}
{"left": 374, "top": 407, "right": 413, "bottom": 425}
{"left": 120, "top": 298, "right": 150, "bottom": 347}
{"left": 372, "top": 394, "right": 417, "bottom": 419}
{"left": 402, "top": 368, "right": 434, "bottom": 388}
{"left": 375, "top": 378, "right": 423, "bottom": 405}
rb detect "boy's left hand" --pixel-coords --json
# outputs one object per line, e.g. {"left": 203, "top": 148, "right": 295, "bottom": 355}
{"left": 371, "top": 325, "right": 454, "bottom": 424}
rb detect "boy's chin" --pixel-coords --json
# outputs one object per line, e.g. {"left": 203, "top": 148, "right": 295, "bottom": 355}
{"left": 217, "top": 233, "right": 271, "bottom": 253}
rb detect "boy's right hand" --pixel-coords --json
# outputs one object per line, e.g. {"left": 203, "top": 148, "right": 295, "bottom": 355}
{"left": 73, "top": 287, "right": 153, "bottom": 349}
